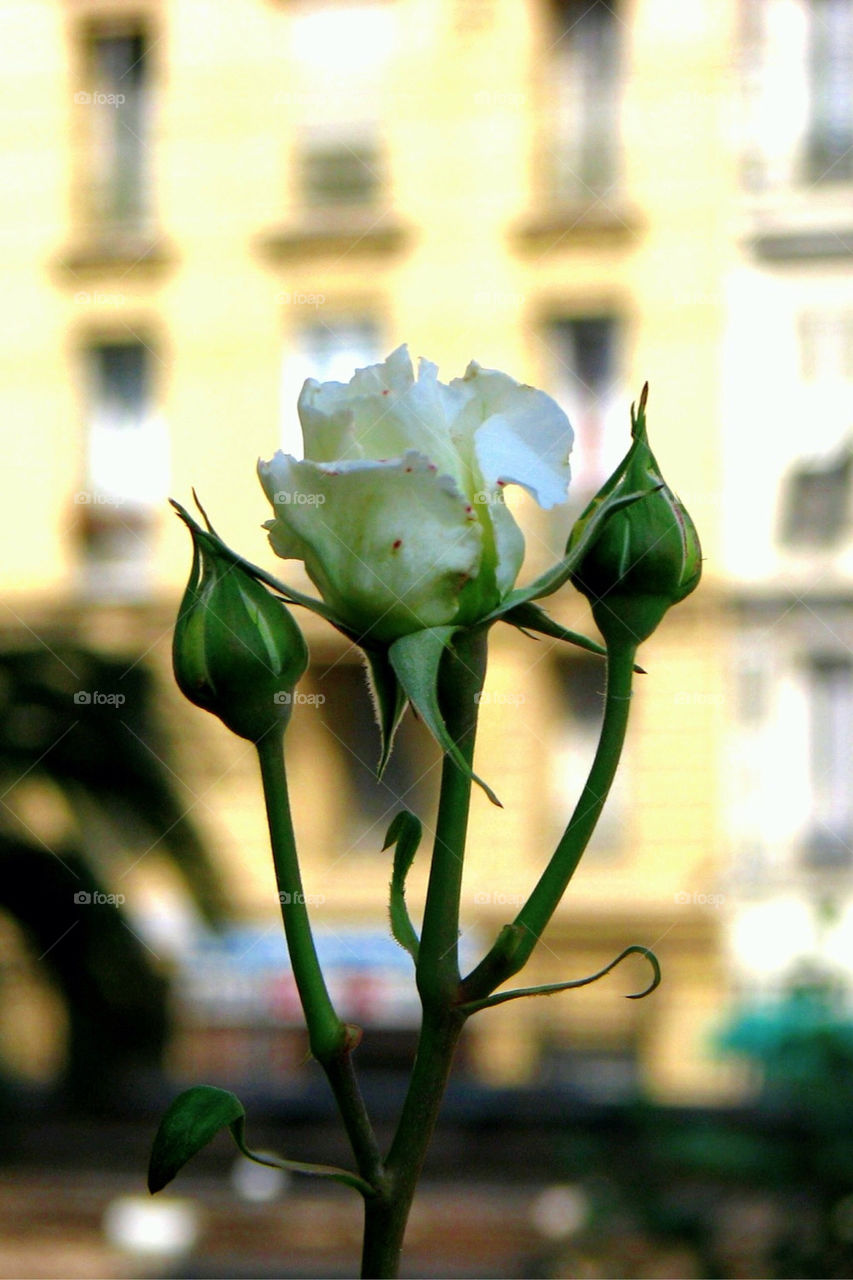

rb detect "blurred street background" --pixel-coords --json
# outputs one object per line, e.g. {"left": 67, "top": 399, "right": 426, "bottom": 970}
{"left": 2, "top": 0, "right": 853, "bottom": 1275}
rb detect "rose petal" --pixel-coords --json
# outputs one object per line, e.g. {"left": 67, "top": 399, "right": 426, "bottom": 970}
{"left": 487, "top": 498, "right": 526, "bottom": 597}
{"left": 455, "top": 362, "right": 573, "bottom": 510}
{"left": 297, "top": 346, "right": 471, "bottom": 487}
{"left": 258, "top": 450, "right": 482, "bottom": 643}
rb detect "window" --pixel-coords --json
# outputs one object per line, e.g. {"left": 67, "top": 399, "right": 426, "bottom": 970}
{"left": 302, "top": 143, "right": 381, "bottom": 207}
{"left": 799, "top": 310, "right": 853, "bottom": 382}
{"left": 544, "top": 316, "right": 622, "bottom": 493}
{"left": 742, "top": 0, "right": 853, "bottom": 189}
{"left": 78, "top": 339, "right": 167, "bottom": 598}
{"left": 281, "top": 318, "right": 382, "bottom": 454}
{"left": 84, "top": 26, "right": 152, "bottom": 230}
{"left": 547, "top": 0, "right": 621, "bottom": 200}
{"left": 806, "top": 0, "right": 853, "bottom": 181}
{"left": 288, "top": 4, "right": 394, "bottom": 210}
{"left": 804, "top": 655, "right": 853, "bottom": 866}
{"left": 314, "top": 663, "right": 440, "bottom": 853}
{"left": 549, "top": 653, "right": 625, "bottom": 853}
{"left": 780, "top": 448, "right": 852, "bottom": 546}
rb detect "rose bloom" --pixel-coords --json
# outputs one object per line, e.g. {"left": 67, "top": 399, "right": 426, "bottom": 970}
{"left": 259, "top": 346, "right": 573, "bottom": 644}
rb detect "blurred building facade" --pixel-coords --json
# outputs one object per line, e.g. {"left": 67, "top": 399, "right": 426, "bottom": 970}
{"left": 3, "top": 0, "right": 845, "bottom": 1111}
{"left": 723, "top": 0, "right": 853, "bottom": 1008}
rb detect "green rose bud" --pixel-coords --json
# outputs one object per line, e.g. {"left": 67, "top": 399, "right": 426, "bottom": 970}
{"left": 568, "top": 385, "right": 702, "bottom": 647}
{"left": 172, "top": 504, "right": 309, "bottom": 741}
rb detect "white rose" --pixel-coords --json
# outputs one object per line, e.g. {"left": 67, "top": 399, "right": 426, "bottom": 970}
{"left": 258, "top": 345, "right": 573, "bottom": 644}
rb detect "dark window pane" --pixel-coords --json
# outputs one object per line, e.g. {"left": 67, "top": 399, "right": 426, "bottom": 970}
{"left": 92, "top": 342, "right": 149, "bottom": 428}
{"left": 302, "top": 143, "right": 381, "bottom": 206}
{"left": 314, "top": 663, "right": 439, "bottom": 843}
{"left": 547, "top": 315, "right": 620, "bottom": 492}
{"left": 89, "top": 31, "right": 150, "bottom": 225}
{"left": 807, "top": 0, "right": 853, "bottom": 182}
{"left": 552, "top": 652, "right": 605, "bottom": 730}
{"left": 550, "top": 0, "right": 621, "bottom": 198}
{"left": 804, "top": 655, "right": 853, "bottom": 866}
{"left": 780, "top": 449, "right": 852, "bottom": 547}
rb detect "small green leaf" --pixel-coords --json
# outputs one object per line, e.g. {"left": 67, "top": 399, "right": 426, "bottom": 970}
{"left": 384, "top": 811, "right": 422, "bottom": 960}
{"left": 388, "top": 627, "right": 502, "bottom": 807}
{"left": 148, "top": 1085, "right": 244, "bottom": 1193}
{"left": 149, "top": 1084, "right": 374, "bottom": 1197}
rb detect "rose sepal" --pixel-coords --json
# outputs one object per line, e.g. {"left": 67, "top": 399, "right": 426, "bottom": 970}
{"left": 388, "top": 626, "right": 502, "bottom": 807}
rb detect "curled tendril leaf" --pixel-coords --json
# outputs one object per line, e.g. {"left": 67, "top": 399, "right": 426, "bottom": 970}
{"left": 458, "top": 944, "right": 661, "bottom": 1015}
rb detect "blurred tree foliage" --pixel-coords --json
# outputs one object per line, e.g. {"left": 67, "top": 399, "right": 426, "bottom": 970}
{"left": 0, "top": 643, "right": 225, "bottom": 1107}
{"left": 542, "top": 970, "right": 853, "bottom": 1278}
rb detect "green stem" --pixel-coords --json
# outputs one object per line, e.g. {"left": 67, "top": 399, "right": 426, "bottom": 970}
{"left": 256, "top": 729, "right": 384, "bottom": 1190}
{"left": 360, "top": 629, "right": 488, "bottom": 1277}
{"left": 415, "top": 627, "right": 487, "bottom": 1008}
{"left": 461, "top": 636, "right": 637, "bottom": 1002}
{"left": 361, "top": 1010, "right": 465, "bottom": 1278}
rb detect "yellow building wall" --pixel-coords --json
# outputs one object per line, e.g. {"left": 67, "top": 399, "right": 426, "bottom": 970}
{"left": 0, "top": 0, "right": 735, "bottom": 1101}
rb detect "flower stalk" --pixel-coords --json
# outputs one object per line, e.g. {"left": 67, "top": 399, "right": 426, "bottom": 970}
{"left": 150, "top": 373, "right": 702, "bottom": 1279}
{"left": 361, "top": 629, "right": 487, "bottom": 1276}
{"left": 257, "top": 725, "right": 385, "bottom": 1192}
